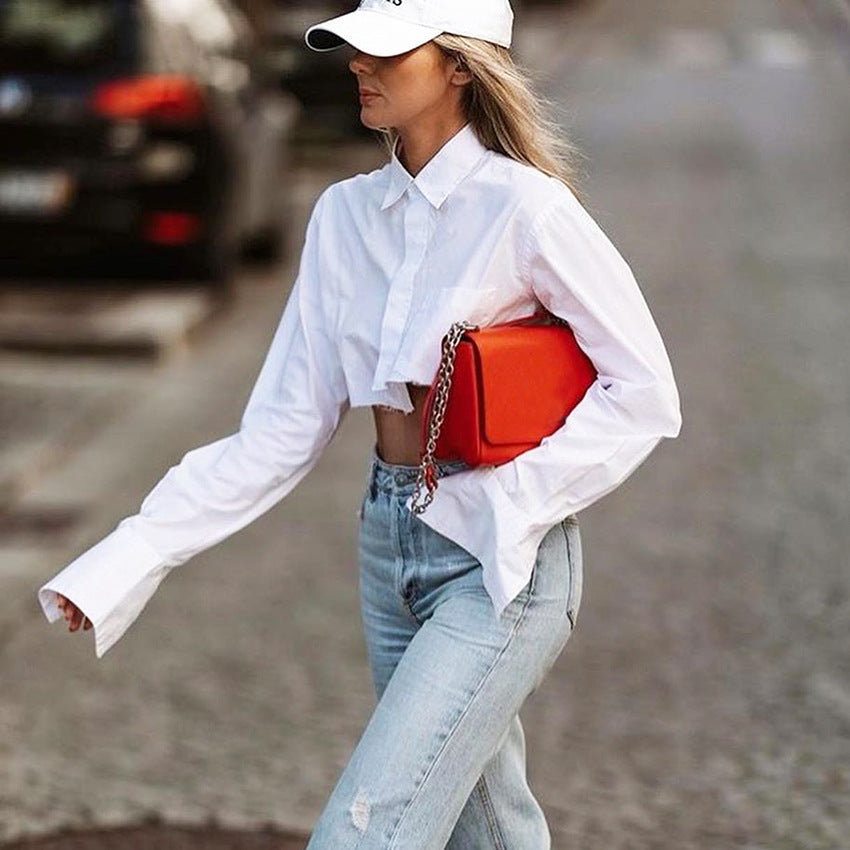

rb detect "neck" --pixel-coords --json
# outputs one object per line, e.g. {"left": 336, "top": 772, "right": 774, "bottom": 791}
{"left": 396, "top": 113, "right": 468, "bottom": 176}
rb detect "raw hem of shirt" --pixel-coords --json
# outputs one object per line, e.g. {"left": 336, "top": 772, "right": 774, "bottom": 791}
{"left": 37, "top": 523, "right": 168, "bottom": 658}
{"left": 350, "top": 387, "right": 414, "bottom": 414}
{"left": 367, "top": 375, "right": 414, "bottom": 407}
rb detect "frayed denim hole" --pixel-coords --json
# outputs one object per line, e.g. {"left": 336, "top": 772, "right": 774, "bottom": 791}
{"left": 350, "top": 786, "right": 371, "bottom": 833}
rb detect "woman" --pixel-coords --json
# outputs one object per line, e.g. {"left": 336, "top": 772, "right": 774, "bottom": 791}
{"left": 39, "top": 0, "right": 682, "bottom": 846}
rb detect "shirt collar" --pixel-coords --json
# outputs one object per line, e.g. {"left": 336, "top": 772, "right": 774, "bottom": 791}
{"left": 380, "top": 122, "right": 489, "bottom": 211}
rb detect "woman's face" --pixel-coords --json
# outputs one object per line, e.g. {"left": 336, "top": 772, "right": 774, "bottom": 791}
{"left": 347, "top": 42, "right": 469, "bottom": 134}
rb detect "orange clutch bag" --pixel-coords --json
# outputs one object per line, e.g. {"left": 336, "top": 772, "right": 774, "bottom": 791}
{"left": 411, "top": 309, "right": 597, "bottom": 514}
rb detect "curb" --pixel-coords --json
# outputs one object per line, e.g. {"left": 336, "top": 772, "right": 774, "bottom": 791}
{"left": 0, "top": 824, "right": 310, "bottom": 850}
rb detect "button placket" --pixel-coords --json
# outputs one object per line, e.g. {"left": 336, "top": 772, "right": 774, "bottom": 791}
{"left": 372, "top": 190, "right": 431, "bottom": 391}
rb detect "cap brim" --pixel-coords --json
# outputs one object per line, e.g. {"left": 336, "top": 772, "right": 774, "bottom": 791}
{"left": 305, "top": 9, "right": 442, "bottom": 57}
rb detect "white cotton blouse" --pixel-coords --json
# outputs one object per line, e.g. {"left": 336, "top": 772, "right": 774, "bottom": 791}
{"left": 37, "top": 121, "right": 682, "bottom": 657}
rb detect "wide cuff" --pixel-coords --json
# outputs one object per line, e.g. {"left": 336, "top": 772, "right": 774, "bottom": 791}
{"left": 405, "top": 466, "right": 549, "bottom": 621}
{"left": 37, "top": 523, "right": 169, "bottom": 658}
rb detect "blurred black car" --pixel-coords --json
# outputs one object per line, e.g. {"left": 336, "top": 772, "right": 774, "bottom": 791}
{"left": 0, "top": 0, "right": 299, "bottom": 284}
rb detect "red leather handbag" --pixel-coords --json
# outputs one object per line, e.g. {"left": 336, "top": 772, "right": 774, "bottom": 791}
{"left": 411, "top": 308, "right": 597, "bottom": 514}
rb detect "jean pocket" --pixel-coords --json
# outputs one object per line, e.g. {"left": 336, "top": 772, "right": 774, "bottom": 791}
{"left": 562, "top": 515, "right": 583, "bottom": 629}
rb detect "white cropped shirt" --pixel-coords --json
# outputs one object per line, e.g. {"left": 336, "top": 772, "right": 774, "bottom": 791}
{"left": 38, "top": 122, "right": 682, "bottom": 657}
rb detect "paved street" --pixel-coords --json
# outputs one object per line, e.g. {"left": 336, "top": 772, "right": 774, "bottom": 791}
{"left": 2, "top": 1, "right": 849, "bottom": 848}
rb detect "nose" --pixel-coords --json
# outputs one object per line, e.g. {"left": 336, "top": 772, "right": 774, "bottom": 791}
{"left": 348, "top": 50, "right": 377, "bottom": 75}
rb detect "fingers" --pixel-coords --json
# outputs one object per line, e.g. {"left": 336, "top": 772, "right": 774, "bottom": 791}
{"left": 56, "top": 594, "right": 91, "bottom": 632}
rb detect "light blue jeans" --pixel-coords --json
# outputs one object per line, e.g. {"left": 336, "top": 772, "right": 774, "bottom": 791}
{"left": 306, "top": 445, "right": 583, "bottom": 849}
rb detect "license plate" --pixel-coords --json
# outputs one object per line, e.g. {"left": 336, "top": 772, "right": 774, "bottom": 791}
{"left": 0, "top": 170, "right": 75, "bottom": 215}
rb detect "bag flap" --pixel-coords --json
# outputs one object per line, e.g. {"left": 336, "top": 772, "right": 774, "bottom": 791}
{"left": 468, "top": 324, "right": 597, "bottom": 446}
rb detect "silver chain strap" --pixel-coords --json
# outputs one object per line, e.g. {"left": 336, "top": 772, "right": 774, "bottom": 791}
{"left": 409, "top": 309, "right": 569, "bottom": 515}
{"left": 410, "top": 320, "right": 478, "bottom": 514}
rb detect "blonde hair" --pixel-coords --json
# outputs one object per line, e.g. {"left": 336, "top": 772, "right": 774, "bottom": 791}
{"left": 377, "top": 34, "right": 588, "bottom": 207}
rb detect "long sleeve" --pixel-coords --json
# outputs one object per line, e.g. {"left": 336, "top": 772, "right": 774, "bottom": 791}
{"left": 37, "top": 189, "right": 350, "bottom": 657}
{"left": 408, "top": 189, "right": 682, "bottom": 618}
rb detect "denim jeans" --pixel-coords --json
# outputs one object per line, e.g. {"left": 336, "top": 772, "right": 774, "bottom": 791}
{"left": 305, "top": 444, "right": 583, "bottom": 850}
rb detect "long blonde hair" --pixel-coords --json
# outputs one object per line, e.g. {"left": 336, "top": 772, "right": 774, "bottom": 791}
{"left": 377, "top": 34, "right": 588, "bottom": 207}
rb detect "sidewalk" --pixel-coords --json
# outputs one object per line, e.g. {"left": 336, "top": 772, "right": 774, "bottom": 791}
{"left": 0, "top": 355, "right": 149, "bottom": 508}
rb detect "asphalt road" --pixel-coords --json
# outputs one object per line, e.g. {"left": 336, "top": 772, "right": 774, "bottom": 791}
{"left": 1, "top": 1, "right": 849, "bottom": 848}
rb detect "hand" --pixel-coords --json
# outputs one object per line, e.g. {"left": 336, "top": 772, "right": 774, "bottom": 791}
{"left": 56, "top": 594, "right": 92, "bottom": 632}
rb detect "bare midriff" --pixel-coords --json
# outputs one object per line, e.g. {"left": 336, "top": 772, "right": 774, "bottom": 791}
{"left": 371, "top": 382, "right": 431, "bottom": 465}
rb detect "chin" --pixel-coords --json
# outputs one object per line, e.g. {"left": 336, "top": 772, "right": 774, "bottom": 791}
{"left": 360, "top": 110, "right": 387, "bottom": 131}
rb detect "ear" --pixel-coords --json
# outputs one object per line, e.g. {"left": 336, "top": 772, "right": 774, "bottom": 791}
{"left": 449, "top": 62, "right": 473, "bottom": 87}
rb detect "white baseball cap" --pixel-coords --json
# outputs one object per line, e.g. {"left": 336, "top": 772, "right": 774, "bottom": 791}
{"left": 304, "top": 0, "right": 514, "bottom": 58}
